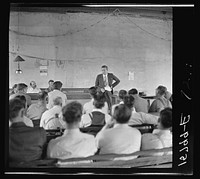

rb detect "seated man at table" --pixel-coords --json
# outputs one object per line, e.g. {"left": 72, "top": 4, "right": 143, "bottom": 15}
{"left": 27, "top": 80, "right": 41, "bottom": 93}
{"left": 9, "top": 98, "right": 46, "bottom": 163}
{"left": 40, "top": 96, "right": 65, "bottom": 130}
{"left": 83, "top": 86, "right": 109, "bottom": 115}
{"left": 46, "top": 79, "right": 54, "bottom": 93}
{"left": 47, "top": 101, "right": 97, "bottom": 159}
{"left": 80, "top": 93, "right": 111, "bottom": 128}
{"left": 9, "top": 83, "right": 32, "bottom": 107}
{"left": 141, "top": 107, "right": 172, "bottom": 156}
{"left": 149, "top": 85, "right": 172, "bottom": 114}
{"left": 26, "top": 91, "right": 48, "bottom": 127}
{"left": 128, "top": 88, "right": 149, "bottom": 113}
{"left": 95, "top": 104, "right": 141, "bottom": 159}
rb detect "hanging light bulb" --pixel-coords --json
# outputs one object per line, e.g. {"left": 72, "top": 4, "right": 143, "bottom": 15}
{"left": 14, "top": 55, "right": 25, "bottom": 74}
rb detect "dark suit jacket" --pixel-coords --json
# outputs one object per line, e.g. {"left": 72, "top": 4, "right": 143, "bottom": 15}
{"left": 9, "top": 122, "right": 47, "bottom": 162}
{"left": 95, "top": 73, "right": 120, "bottom": 91}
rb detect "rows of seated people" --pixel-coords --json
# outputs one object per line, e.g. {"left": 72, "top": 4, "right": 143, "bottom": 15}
{"left": 9, "top": 80, "right": 172, "bottom": 164}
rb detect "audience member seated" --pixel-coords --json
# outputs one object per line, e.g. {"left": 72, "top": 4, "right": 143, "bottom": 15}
{"left": 95, "top": 104, "right": 141, "bottom": 159}
{"left": 9, "top": 84, "right": 18, "bottom": 96}
{"left": 83, "top": 86, "right": 109, "bottom": 114}
{"left": 26, "top": 91, "right": 48, "bottom": 127}
{"left": 148, "top": 85, "right": 172, "bottom": 114}
{"left": 9, "top": 83, "right": 32, "bottom": 107}
{"left": 40, "top": 97, "right": 66, "bottom": 130}
{"left": 9, "top": 98, "right": 47, "bottom": 163}
{"left": 47, "top": 101, "right": 97, "bottom": 159}
{"left": 128, "top": 88, "right": 149, "bottom": 113}
{"left": 14, "top": 95, "right": 33, "bottom": 127}
{"left": 141, "top": 108, "right": 172, "bottom": 156}
{"left": 47, "top": 81, "right": 67, "bottom": 109}
{"left": 27, "top": 81, "right": 41, "bottom": 93}
{"left": 123, "top": 95, "right": 159, "bottom": 125}
{"left": 46, "top": 79, "right": 54, "bottom": 93}
{"left": 111, "top": 89, "right": 128, "bottom": 115}
{"left": 80, "top": 93, "right": 111, "bottom": 128}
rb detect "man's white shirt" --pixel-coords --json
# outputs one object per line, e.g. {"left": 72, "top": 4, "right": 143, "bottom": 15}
{"left": 40, "top": 105, "right": 63, "bottom": 129}
{"left": 47, "top": 89, "right": 67, "bottom": 109}
{"left": 95, "top": 123, "right": 141, "bottom": 155}
{"left": 80, "top": 109, "right": 112, "bottom": 128}
{"left": 47, "top": 128, "right": 97, "bottom": 159}
{"left": 27, "top": 87, "right": 41, "bottom": 93}
{"left": 83, "top": 99, "right": 109, "bottom": 114}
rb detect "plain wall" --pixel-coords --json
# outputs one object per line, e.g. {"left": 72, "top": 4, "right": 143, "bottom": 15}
{"left": 9, "top": 11, "right": 172, "bottom": 95}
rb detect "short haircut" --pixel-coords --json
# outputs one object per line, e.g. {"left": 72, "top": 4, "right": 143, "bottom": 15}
{"left": 14, "top": 95, "right": 26, "bottom": 108}
{"left": 123, "top": 95, "right": 135, "bottom": 109}
{"left": 38, "top": 91, "right": 48, "bottom": 100}
{"left": 113, "top": 104, "right": 132, "bottom": 124}
{"left": 88, "top": 86, "right": 97, "bottom": 97}
{"left": 101, "top": 65, "right": 108, "bottom": 70}
{"left": 128, "top": 88, "right": 138, "bottom": 95}
{"left": 62, "top": 101, "right": 83, "bottom": 124}
{"left": 158, "top": 107, "right": 172, "bottom": 129}
{"left": 53, "top": 81, "right": 63, "bottom": 90}
{"left": 9, "top": 98, "right": 25, "bottom": 120}
{"left": 118, "top": 90, "right": 127, "bottom": 100}
{"left": 156, "top": 85, "right": 167, "bottom": 96}
{"left": 93, "top": 93, "right": 105, "bottom": 109}
{"left": 17, "top": 83, "right": 28, "bottom": 92}
{"left": 12, "top": 84, "right": 18, "bottom": 90}
{"left": 53, "top": 96, "right": 62, "bottom": 106}
{"left": 30, "top": 81, "right": 36, "bottom": 85}
{"left": 48, "top": 80, "right": 54, "bottom": 83}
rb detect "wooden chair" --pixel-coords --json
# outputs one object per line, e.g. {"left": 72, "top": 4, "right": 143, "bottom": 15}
{"left": 9, "top": 147, "right": 172, "bottom": 168}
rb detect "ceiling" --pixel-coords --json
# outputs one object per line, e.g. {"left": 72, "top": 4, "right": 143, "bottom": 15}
{"left": 10, "top": 4, "right": 172, "bottom": 20}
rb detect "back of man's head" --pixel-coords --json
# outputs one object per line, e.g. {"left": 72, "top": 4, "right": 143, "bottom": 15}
{"left": 38, "top": 91, "right": 48, "bottom": 101}
{"left": 156, "top": 85, "right": 167, "bottom": 96}
{"left": 9, "top": 98, "right": 25, "bottom": 121}
{"left": 14, "top": 95, "right": 27, "bottom": 109}
{"left": 128, "top": 88, "right": 138, "bottom": 96}
{"left": 89, "top": 86, "right": 97, "bottom": 98}
{"left": 159, "top": 107, "right": 172, "bottom": 129}
{"left": 113, "top": 104, "right": 132, "bottom": 124}
{"left": 123, "top": 95, "right": 135, "bottom": 109}
{"left": 16, "top": 83, "right": 28, "bottom": 93}
{"left": 118, "top": 90, "right": 127, "bottom": 100}
{"left": 53, "top": 81, "right": 63, "bottom": 90}
{"left": 53, "top": 96, "right": 62, "bottom": 106}
{"left": 62, "top": 101, "right": 83, "bottom": 124}
{"left": 93, "top": 93, "right": 105, "bottom": 109}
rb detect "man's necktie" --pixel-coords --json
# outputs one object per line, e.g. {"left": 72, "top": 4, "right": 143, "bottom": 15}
{"left": 104, "top": 75, "right": 107, "bottom": 86}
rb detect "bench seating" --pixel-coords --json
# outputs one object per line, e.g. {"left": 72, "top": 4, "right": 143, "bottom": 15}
{"left": 9, "top": 147, "right": 172, "bottom": 168}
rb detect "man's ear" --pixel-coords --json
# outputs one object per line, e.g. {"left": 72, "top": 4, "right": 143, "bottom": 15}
{"left": 19, "top": 108, "right": 25, "bottom": 118}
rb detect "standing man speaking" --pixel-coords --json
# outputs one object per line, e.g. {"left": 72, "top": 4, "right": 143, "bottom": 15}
{"left": 95, "top": 65, "right": 120, "bottom": 113}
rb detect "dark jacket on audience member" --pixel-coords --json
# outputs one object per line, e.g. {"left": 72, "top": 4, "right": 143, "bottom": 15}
{"left": 9, "top": 122, "right": 47, "bottom": 162}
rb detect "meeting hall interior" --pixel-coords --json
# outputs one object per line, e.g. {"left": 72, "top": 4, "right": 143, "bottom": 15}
{"left": 8, "top": 4, "right": 174, "bottom": 170}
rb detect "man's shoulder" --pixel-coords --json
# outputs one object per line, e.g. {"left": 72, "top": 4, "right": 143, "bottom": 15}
{"left": 81, "top": 131, "right": 95, "bottom": 139}
{"left": 97, "top": 74, "right": 102, "bottom": 78}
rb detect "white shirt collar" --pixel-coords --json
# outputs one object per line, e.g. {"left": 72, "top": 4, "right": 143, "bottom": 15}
{"left": 92, "top": 108, "right": 103, "bottom": 113}
{"left": 114, "top": 123, "right": 129, "bottom": 128}
{"left": 63, "top": 128, "right": 80, "bottom": 136}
